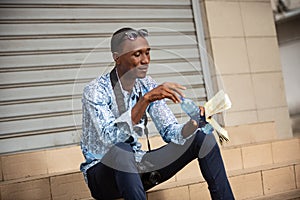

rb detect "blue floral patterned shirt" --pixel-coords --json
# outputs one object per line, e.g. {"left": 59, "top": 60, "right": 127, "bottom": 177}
{"left": 80, "top": 72, "right": 194, "bottom": 178}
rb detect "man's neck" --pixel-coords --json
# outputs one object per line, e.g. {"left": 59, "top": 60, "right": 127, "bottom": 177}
{"left": 116, "top": 67, "right": 136, "bottom": 92}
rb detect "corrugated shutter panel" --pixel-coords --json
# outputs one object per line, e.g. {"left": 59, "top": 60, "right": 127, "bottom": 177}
{"left": 0, "top": 0, "right": 208, "bottom": 153}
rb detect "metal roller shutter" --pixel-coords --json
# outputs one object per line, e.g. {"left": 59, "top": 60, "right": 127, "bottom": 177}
{"left": 0, "top": 0, "right": 211, "bottom": 153}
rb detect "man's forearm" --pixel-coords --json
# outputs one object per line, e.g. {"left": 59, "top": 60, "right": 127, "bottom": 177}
{"left": 181, "top": 119, "right": 198, "bottom": 138}
{"left": 131, "top": 96, "right": 150, "bottom": 125}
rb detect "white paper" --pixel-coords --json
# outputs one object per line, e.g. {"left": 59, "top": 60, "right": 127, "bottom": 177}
{"left": 204, "top": 90, "right": 231, "bottom": 144}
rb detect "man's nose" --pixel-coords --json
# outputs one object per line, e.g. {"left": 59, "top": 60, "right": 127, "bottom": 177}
{"left": 141, "top": 54, "right": 150, "bottom": 64}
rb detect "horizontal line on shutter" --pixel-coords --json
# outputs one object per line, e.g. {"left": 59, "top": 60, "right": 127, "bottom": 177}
{"left": 0, "top": 4, "right": 191, "bottom": 9}
{"left": 0, "top": 71, "right": 202, "bottom": 89}
{"left": 0, "top": 31, "right": 196, "bottom": 40}
{"left": 0, "top": 83, "right": 204, "bottom": 107}
{"left": 0, "top": 58, "right": 200, "bottom": 72}
{"left": 0, "top": 63, "right": 102, "bottom": 73}
{"left": 0, "top": 18, "right": 192, "bottom": 24}
{"left": 151, "top": 71, "right": 203, "bottom": 78}
{"left": 0, "top": 44, "right": 197, "bottom": 56}
{"left": 0, "top": 78, "right": 90, "bottom": 89}
{"left": 0, "top": 125, "right": 80, "bottom": 139}
{"left": 0, "top": 94, "right": 81, "bottom": 106}
{"left": 0, "top": 110, "right": 81, "bottom": 123}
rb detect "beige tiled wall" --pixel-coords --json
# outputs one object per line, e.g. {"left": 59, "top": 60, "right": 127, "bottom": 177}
{"left": 229, "top": 172, "right": 263, "bottom": 200}
{"left": 148, "top": 185, "right": 190, "bottom": 200}
{"left": 0, "top": 137, "right": 299, "bottom": 199}
{"left": 1, "top": 146, "right": 84, "bottom": 182}
{"left": 1, "top": 151, "right": 48, "bottom": 181}
{"left": 242, "top": 143, "right": 273, "bottom": 168}
{"left": 1, "top": 178, "right": 51, "bottom": 200}
{"left": 189, "top": 182, "right": 210, "bottom": 200}
{"left": 201, "top": 0, "right": 292, "bottom": 138}
{"left": 50, "top": 172, "right": 90, "bottom": 200}
{"left": 262, "top": 166, "right": 296, "bottom": 194}
{"left": 272, "top": 139, "right": 300, "bottom": 163}
{"left": 46, "top": 146, "right": 84, "bottom": 174}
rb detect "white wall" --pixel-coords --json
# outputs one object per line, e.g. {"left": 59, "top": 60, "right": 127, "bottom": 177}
{"left": 280, "top": 40, "right": 300, "bottom": 116}
{"left": 279, "top": 39, "right": 300, "bottom": 134}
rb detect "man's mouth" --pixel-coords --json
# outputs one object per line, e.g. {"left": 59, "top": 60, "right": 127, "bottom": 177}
{"left": 138, "top": 65, "right": 148, "bottom": 71}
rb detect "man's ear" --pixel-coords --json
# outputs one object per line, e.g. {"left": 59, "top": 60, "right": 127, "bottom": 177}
{"left": 113, "top": 52, "right": 119, "bottom": 62}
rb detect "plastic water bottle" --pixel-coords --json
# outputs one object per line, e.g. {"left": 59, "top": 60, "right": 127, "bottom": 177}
{"left": 180, "top": 97, "right": 201, "bottom": 123}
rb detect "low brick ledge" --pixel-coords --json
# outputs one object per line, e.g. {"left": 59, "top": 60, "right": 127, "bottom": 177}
{"left": 1, "top": 137, "right": 299, "bottom": 186}
{"left": 0, "top": 169, "right": 79, "bottom": 186}
{"left": 222, "top": 135, "right": 300, "bottom": 150}
{"left": 250, "top": 189, "right": 300, "bottom": 200}
{"left": 147, "top": 160, "right": 300, "bottom": 192}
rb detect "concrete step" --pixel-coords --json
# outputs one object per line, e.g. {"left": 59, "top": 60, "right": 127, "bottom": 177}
{"left": 251, "top": 189, "right": 300, "bottom": 200}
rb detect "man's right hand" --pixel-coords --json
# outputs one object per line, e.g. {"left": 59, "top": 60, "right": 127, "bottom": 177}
{"left": 144, "top": 82, "right": 186, "bottom": 104}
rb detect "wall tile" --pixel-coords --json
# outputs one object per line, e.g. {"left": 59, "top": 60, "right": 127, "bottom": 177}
{"left": 252, "top": 72, "right": 287, "bottom": 109}
{"left": 176, "top": 160, "right": 203, "bottom": 182}
{"left": 229, "top": 172, "right": 263, "bottom": 199}
{"left": 150, "top": 175, "right": 176, "bottom": 191}
{"left": 189, "top": 182, "right": 211, "bottom": 200}
{"left": 0, "top": 178, "right": 51, "bottom": 200}
{"left": 211, "top": 38, "right": 250, "bottom": 75}
{"left": 205, "top": 1, "right": 244, "bottom": 37}
{"left": 221, "top": 74, "right": 256, "bottom": 112}
{"left": 224, "top": 122, "right": 277, "bottom": 147}
{"left": 50, "top": 172, "right": 91, "bottom": 200}
{"left": 147, "top": 186, "right": 190, "bottom": 200}
{"left": 272, "top": 139, "right": 300, "bottom": 164}
{"left": 46, "top": 146, "right": 84, "bottom": 174}
{"left": 262, "top": 166, "right": 296, "bottom": 195}
{"left": 2, "top": 151, "right": 48, "bottom": 181}
{"left": 222, "top": 147, "right": 243, "bottom": 171}
{"left": 240, "top": 2, "right": 276, "bottom": 36}
{"left": 242, "top": 143, "right": 273, "bottom": 169}
{"left": 246, "top": 37, "right": 282, "bottom": 72}
{"left": 224, "top": 110, "right": 258, "bottom": 127}
{"left": 257, "top": 107, "right": 293, "bottom": 139}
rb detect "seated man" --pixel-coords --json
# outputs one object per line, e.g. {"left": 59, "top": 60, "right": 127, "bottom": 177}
{"left": 80, "top": 27, "right": 234, "bottom": 200}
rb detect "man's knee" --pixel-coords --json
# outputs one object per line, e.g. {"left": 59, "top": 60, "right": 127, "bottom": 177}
{"left": 193, "top": 131, "right": 217, "bottom": 159}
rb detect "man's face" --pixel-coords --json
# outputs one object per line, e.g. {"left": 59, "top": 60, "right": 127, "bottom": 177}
{"left": 116, "top": 37, "right": 151, "bottom": 79}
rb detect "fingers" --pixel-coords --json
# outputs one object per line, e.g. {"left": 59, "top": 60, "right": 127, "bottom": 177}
{"left": 199, "top": 106, "right": 205, "bottom": 116}
{"left": 169, "top": 83, "right": 186, "bottom": 98}
{"left": 162, "top": 82, "right": 186, "bottom": 102}
{"left": 147, "top": 82, "right": 187, "bottom": 104}
{"left": 163, "top": 86, "right": 182, "bottom": 103}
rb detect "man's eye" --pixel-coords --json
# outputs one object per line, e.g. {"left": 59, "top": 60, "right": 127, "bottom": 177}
{"left": 134, "top": 52, "right": 141, "bottom": 57}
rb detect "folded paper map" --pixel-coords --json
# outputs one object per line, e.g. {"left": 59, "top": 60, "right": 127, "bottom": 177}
{"left": 204, "top": 90, "right": 232, "bottom": 145}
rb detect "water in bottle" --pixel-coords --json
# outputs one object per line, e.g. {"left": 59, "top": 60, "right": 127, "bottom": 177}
{"left": 180, "top": 97, "right": 201, "bottom": 123}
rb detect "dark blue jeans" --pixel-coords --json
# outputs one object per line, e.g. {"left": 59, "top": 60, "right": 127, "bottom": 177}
{"left": 86, "top": 130, "right": 234, "bottom": 200}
